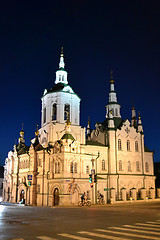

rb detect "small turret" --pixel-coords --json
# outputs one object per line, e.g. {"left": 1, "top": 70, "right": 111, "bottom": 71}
{"left": 106, "top": 71, "right": 121, "bottom": 119}
{"left": 138, "top": 113, "right": 143, "bottom": 133}
{"left": 59, "top": 47, "right": 65, "bottom": 69}
{"left": 61, "top": 113, "right": 75, "bottom": 143}
{"left": 19, "top": 123, "right": 25, "bottom": 144}
{"left": 65, "top": 112, "right": 71, "bottom": 133}
{"left": 86, "top": 117, "right": 91, "bottom": 140}
{"left": 131, "top": 106, "right": 137, "bottom": 128}
{"left": 35, "top": 124, "right": 39, "bottom": 137}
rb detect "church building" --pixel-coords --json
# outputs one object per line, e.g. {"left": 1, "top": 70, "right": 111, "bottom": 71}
{"left": 3, "top": 49, "right": 155, "bottom": 206}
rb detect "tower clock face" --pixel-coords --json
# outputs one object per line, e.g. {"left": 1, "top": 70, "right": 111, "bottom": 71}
{"left": 95, "top": 128, "right": 99, "bottom": 136}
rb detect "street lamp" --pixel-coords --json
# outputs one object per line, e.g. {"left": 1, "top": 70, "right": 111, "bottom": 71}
{"left": 90, "top": 151, "right": 100, "bottom": 204}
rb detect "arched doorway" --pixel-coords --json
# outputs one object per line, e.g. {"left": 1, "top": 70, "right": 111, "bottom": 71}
{"left": 137, "top": 188, "right": 141, "bottom": 199}
{"left": 20, "top": 190, "right": 25, "bottom": 204}
{"left": 53, "top": 188, "right": 59, "bottom": 206}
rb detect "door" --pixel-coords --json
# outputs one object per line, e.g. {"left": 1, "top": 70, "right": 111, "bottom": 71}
{"left": 20, "top": 190, "right": 25, "bottom": 203}
{"left": 53, "top": 188, "right": 59, "bottom": 206}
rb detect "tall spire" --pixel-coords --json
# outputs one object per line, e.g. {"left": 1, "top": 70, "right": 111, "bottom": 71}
{"left": 110, "top": 70, "right": 115, "bottom": 92}
{"left": 55, "top": 47, "right": 68, "bottom": 85}
{"left": 19, "top": 123, "right": 25, "bottom": 144}
{"left": 131, "top": 105, "right": 137, "bottom": 128}
{"left": 138, "top": 112, "right": 143, "bottom": 133}
{"left": 109, "top": 70, "right": 117, "bottom": 102}
{"left": 59, "top": 47, "right": 65, "bottom": 69}
{"left": 106, "top": 70, "right": 121, "bottom": 118}
{"left": 86, "top": 116, "right": 91, "bottom": 140}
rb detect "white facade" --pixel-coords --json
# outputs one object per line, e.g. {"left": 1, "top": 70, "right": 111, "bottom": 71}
{"left": 3, "top": 50, "right": 155, "bottom": 206}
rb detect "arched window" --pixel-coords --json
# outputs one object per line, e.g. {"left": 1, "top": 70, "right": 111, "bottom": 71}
{"left": 115, "top": 108, "right": 118, "bottom": 116}
{"left": 37, "top": 184, "right": 40, "bottom": 194}
{"left": 145, "top": 162, "right": 149, "bottom": 172}
{"left": 70, "top": 162, "right": 73, "bottom": 173}
{"left": 52, "top": 103, "right": 57, "bottom": 121}
{"left": 58, "top": 162, "right": 60, "bottom": 173}
{"left": 38, "top": 159, "right": 41, "bottom": 167}
{"left": 118, "top": 139, "right": 122, "bottom": 150}
{"left": 127, "top": 140, "right": 130, "bottom": 151}
{"left": 74, "top": 162, "right": 77, "bottom": 173}
{"left": 42, "top": 137, "right": 47, "bottom": 144}
{"left": 102, "top": 160, "right": 105, "bottom": 171}
{"left": 64, "top": 104, "right": 70, "bottom": 121}
{"left": 135, "top": 141, "right": 138, "bottom": 152}
{"left": 136, "top": 161, "right": 140, "bottom": 171}
{"left": 62, "top": 75, "right": 64, "bottom": 82}
{"left": 55, "top": 162, "right": 57, "bottom": 173}
{"left": 112, "top": 108, "right": 114, "bottom": 116}
{"left": 43, "top": 107, "right": 46, "bottom": 124}
{"left": 128, "top": 161, "right": 131, "bottom": 172}
{"left": 86, "top": 166, "right": 89, "bottom": 174}
{"left": 119, "top": 160, "right": 122, "bottom": 171}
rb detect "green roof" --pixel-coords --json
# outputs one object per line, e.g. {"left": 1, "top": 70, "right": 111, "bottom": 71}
{"left": 61, "top": 133, "right": 75, "bottom": 141}
{"left": 102, "top": 117, "right": 123, "bottom": 130}
{"left": 33, "top": 137, "right": 44, "bottom": 151}
{"left": 16, "top": 143, "right": 29, "bottom": 156}
{"left": 42, "top": 83, "right": 80, "bottom": 99}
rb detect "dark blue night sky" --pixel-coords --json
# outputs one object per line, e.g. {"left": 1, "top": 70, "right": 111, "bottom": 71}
{"left": 0, "top": 0, "right": 160, "bottom": 166}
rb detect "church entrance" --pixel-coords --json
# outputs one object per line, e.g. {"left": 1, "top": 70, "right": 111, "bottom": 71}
{"left": 20, "top": 190, "right": 25, "bottom": 204}
{"left": 53, "top": 188, "right": 59, "bottom": 206}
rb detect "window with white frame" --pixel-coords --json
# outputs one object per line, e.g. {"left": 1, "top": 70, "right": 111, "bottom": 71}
{"left": 136, "top": 161, "right": 140, "bottom": 171}
{"left": 118, "top": 139, "right": 122, "bottom": 150}
{"left": 64, "top": 104, "right": 70, "bottom": 121}
{"left": 43, "top": 107, "right": 46, "bottom": 124}
{"left": 52, "top": 103, "right": 57, "bottom": 121}
{"left": 37, "top": 184, "right": 40, "bottom": 194}
{"left": 127, "top": 140, "right": 130, "bottom": 151}
{"left": 86, "top": 166, "right": 89, "bottom": 174}
{"left": 128, "top": 161, "right": 131, "bottom": 172}
{"left": 74, "top": 162, "right": 77, "bottom": 173}
{"left": 145, "top": 162, "right": 149, "bottom": 172}
{"left": 70, "top": 162, "right": 73, "bottom": 173}
{"left": 55, "top": 162, "right": 57, "bottom": 173}
{"left": 112, "top": 108, "right": 114, "bottom": 116}
{"left": 58, "top": 162, "right": 60, "bottom": 173}
{"left": 135, "top": 141, "right": 138, "bottom": 152}
{"left": 38, "top": 158, "right": 42, "bottom": 167}
{"left": 102, "top": 160, "right": 105, "bottom": 171}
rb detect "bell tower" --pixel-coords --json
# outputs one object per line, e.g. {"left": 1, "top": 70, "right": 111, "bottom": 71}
{"left": 106, "top": 71, "right": 121, "bottom": 119}
{"left": 41, "top": 48, "right": 80, "bottom": 127}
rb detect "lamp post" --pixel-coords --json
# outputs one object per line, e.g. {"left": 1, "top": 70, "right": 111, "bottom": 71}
{"left": 90, "top": 151, "right": 100, "bottom": 204}
{"left": 95, "top": 151, "right": 100, "bottom": 204}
